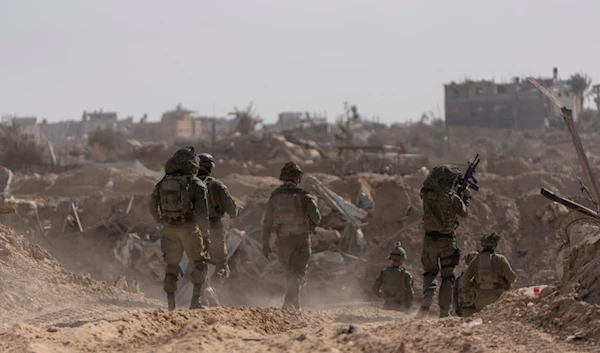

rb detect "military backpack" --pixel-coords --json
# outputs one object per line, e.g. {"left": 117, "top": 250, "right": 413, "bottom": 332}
{"left": 380, "top": 267, "right": 409, "bottom": 301}
{"left": 158, "top": 175, "right": 193, "bottom": 220}
{"left": 476, "top": 253, "right": 500, "bottom": 290}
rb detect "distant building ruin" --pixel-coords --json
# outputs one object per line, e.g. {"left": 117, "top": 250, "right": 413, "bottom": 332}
{"left": 444, "top": 68, "right": 576, "bottom": 129}
{"left": 130, "top": 105, "right": 202, "bottom": 142}
{"left": 8, "top": 116, "right": 46, "bottom": 144}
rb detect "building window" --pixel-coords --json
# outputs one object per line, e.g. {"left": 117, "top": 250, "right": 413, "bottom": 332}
{"left": 496, "top": 85, "right": 507, "bottom": 94}
{"left": 452, "top": 88, "right": 460, "bottom": 97}
{"left": 475, "top": 87, "right": 484, "bottom": 96}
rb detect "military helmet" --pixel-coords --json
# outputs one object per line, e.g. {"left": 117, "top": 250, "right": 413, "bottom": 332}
{"left": 389, "top": 241, "right": 407, "bottom": 260}
{"left": 166, "top": 146, "right": 198, "bottom": 174}
{"left": 480, "top": 232, "right": 501, "bottom": 248}
{"left": 198, "top": 153, "right": 216, "bottom": 172}
{"left": 188, "top": 156, "right": 200, "bottom": 169}
{"left": 279, "top": 161, "right": 303, "bottom": 180}
{"left": 464, "top": 251, "right": 478, "bottom": 265}
{"left": 424, "top": 164, "right": 461, "bottom": 189}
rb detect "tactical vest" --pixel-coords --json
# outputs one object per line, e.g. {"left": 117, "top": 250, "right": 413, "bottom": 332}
{"left": 421, "top": 189, "right": 458, "bottom": 233}
{"left": 158, "top": 175, "right": 193, "bottom": 221}
{"left": 476, "top": 253, "right": 500, "bottom": 290}
{"left": 457, "top": 273, "right": 476, "bottom": 308}
{"left": 380, "top": 267, "right": 409, "bottom": 301}
{"left": 273, "top": 188, "right": 309, "bottom": 236}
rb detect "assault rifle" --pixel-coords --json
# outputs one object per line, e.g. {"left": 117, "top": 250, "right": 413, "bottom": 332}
{"left": 455, "top": 154, "right": 480, "bottom": 202}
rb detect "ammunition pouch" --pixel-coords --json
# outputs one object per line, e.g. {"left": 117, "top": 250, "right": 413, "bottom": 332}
{"left": 425, "top": 231, "right": 454, "bottom": 241}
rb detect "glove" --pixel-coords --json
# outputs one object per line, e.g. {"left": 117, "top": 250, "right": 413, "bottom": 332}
{"left": 262, "top": 244, "right": 272, "bottom": 260}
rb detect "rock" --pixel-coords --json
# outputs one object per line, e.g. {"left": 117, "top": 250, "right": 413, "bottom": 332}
{"left": 576, "top": 288, "right": 590, "bottom": 301}
{"left": 566, "top": 335, "right": 586, "bottom": 342}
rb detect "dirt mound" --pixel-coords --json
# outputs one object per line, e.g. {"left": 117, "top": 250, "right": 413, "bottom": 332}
{"left": 11, "top": 167, "right": 159, "bottom": 197}
{"left": 477, "top": 292, "right": 600, "bottom": 343}
{"left": 220, "top": 174, "right": 280, "bottom": 203}
{"left": 557, "top": 223, "right": 600, "bottom": 305}
{"left": 487, "top": 156, "right": 537, "bottom": 177}
{"left": 0, "top": 226, "right": 155, "bottom": 325}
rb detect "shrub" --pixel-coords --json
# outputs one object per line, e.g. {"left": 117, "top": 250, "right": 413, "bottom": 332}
{"left": 0, "top": 122, "right": 45, "bottom": 167}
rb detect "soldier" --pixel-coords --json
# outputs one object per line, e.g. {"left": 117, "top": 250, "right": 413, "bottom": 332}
{"left": 262, "top": 162, "right": 321, "bottom": 310}
{"left": 149, "top": 146, "right": 211, "bottom": 311}
{"left": 372, "top": 242, "right": 414, "bottom": 312}
{"left": 196, "top": 153, "right": 238, "bottom": 283}
{"left": 418, "top": 164, "right": 471, "bottom": 318}
{"left": 460, "top": 232, "right": 517, "bottom": 312}
{"left": 453, "top": 251, "right": 479, "bottom": 317}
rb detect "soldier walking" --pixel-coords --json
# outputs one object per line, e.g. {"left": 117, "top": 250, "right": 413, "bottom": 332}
{"left": 262, "top": 162, "right": 321, "bottom": 310}
{"left": 149, "top": 147, "right": 211, "bottom": 311}
{"left": 196, "top": 153, "right": 238, "bottom": 283}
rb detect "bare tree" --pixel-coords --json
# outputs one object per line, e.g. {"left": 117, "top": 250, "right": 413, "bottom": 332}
{"left": 567, "top": 73, "right": 592, "bottom": 121}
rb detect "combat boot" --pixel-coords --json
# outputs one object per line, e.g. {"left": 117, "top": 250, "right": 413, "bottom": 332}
{"left": 189, "top": 284, "right": 205, "bottom": 310}
{"left": 416, "top": 297, "right": 432, "bottom": 318}
{"left": 167, "top": 292, "right": 176, "bottom": 311}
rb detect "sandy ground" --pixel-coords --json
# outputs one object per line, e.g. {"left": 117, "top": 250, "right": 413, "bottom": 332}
{"left": 1, "top": 305, "right": 597, "bottom": 353}
{"left": 1, "top": 223, "right": 598, "bottom": 353}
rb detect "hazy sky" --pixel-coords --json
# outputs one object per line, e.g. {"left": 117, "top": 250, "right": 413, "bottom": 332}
{"left": 1, "top": 0, "right": 599, "bottom": 124}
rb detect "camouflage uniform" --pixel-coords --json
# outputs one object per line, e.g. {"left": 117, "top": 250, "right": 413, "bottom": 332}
{"left": 372, "top": 244, "right": 414, "bottom": 312}
{"left": 419, "top": 164, "right": 469, "bottom": 317}
{"left": 197, "top": 153, "right": 238, "bottom": 282}
{"left": 262, "top": 162, "right": 321, "bottom": 310}
{"left": 453, "top": 251, "right": 478, "bottom": 317}
{"left": 460, "top": 233, "right": 517, "bottom": 312}
{"left": 149, "top": 147, "right": 211, "bottom": 311}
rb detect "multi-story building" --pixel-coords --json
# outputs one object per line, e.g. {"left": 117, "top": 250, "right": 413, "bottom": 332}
{"left": 444, "top": 68, "right": 576, "bottom": 129}
{"left": 130, "top": 105, "right": 202, "bottom": 142}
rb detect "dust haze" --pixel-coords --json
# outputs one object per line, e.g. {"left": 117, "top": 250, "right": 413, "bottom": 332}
{"left": 1, "top": 1, "right": 600, "bottom": 352}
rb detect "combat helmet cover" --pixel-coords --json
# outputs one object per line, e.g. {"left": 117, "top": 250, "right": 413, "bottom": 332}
{"left": 480, "top": 232, "right": 501, "bottom": 248}
{"left": 279, "top": 161, "right": 303, "bottom": 180}
{"left": 165, "top": 146, "right": 199, "bottom": 174}
{"left": 423, "top": 164, "right": 461, "bottom": 190}
{"left": 389, "top": 241, "right": 407, "bottom": 260}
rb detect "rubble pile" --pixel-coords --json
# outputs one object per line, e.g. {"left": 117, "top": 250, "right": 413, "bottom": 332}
{"left": 212, "top": 133, "right": 325, "bottom": 166}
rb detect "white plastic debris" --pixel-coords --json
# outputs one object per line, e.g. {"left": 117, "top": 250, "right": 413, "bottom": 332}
{"left": 461, "top": 318, "right": 483, "bottom": 327}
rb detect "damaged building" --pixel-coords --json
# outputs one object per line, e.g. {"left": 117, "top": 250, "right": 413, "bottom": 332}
{"left": 444, "top": 68, "right": 576, "bottom": 129}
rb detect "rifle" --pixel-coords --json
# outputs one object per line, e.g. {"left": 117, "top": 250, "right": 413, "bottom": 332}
{"left": 455, "top": 154, "right": 480, "bottom": 202}
{"left": 540, "top": 188, "right": 600, "bottom": 218}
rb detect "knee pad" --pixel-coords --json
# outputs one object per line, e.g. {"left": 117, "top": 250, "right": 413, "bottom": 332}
{"left": 165, "top": 264, "right": 182, "bottom": 278}
{"left": 193, "top": 260, "right": 207, "bottom": 272}
{"left": 191, "top": 260, "right": 208, "bottom": 284}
